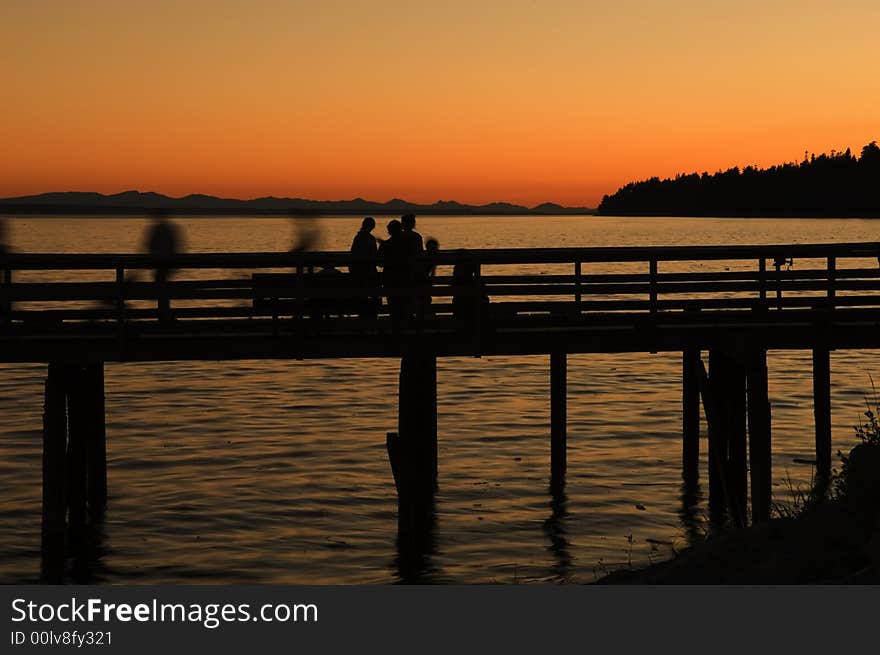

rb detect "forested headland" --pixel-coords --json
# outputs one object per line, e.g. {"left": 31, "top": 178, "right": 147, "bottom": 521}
{"left": 598, "top": 141, "right": 880, "bottom": 217}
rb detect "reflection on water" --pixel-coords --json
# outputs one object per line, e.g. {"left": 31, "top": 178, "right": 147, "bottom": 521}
{"left": 679, "top": 480, "right": 704, "bottom": 546}
{"left": 3, "top": 215, "right": 880, "bottom": 583}
{"left": 542, "top": 485, "right": 572, "bottom": 582}
{"left": 392, "top": 499, "right": 438, "bottom": 584}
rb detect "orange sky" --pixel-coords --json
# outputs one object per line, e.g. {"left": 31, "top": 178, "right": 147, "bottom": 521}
{"left": 2, "top": 1, "right": 878, "bottom": 206}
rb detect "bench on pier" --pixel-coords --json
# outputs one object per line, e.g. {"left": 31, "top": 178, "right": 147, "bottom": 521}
{"left": 251, "top": 271, "right": 379, "bottom": 320}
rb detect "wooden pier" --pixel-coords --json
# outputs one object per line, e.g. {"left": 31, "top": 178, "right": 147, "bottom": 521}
{"left": 3, "top": 241, "right": 880, "bottom": 580}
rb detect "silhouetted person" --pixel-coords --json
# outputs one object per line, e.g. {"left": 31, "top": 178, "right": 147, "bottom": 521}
{"left": 378, "top": 219, "right": 412, "bottom": 330}
{"left": 144, "top": 211, "right": 182, "bottom": 322}
{"left": 401, "top": 214, "right": 424, "bottom": 255}
{"left": 349, "top": 217, "right": 379, "bottom": 319}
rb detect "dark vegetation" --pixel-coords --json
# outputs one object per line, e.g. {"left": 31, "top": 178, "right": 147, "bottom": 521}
{"left": 598, "top": 141, "right": 880, "bottom": 217}
{"left": 599, "top": 386, "right": 880, "bottom": 584}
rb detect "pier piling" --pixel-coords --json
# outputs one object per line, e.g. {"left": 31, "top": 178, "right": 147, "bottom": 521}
{"left": 812, "top": 347, "right": 832, "bottom": 485}
{"left": 705, "top": 351, "right": 729, "bottom": 523}
{"left": 682, "top": 349, "right": 701, "bottom": 483}
{"left": 41, "top": 363, "right": 68, "bottom": 583}
{"left": 726, "top": 357, "right": 748, "bottom": 527}
{"left": 40, "top": 361, "right": 109, "bottom": 581}
{"left": 550, "top": 352, "right": 567, "bottom": 489}
{"left": 66, "top": 374, "right": 89, "bottom": 544}
{"left": 704, "top": 350, "right": 747, "bottom": 526}
{"left": 393, "top": 353, "right": 438, "bottom": 540}
{"left": 85, "top": 363, "right": 108, "bottom": 518}
{"left": 747, "top": 349, "right": 772, "bottom": 523}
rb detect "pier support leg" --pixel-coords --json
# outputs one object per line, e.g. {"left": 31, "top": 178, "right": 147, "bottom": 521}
{"left": 67, "top": 375, "right": 88, "bottom": 545}
{"left": 747, "top": 349, "right": 772, "bottom": 523}
{"left": 705, "top": 350, "right": 747, "bottom": 526}
{"left": 388, "top": 352, "right": 438, "bottom": 580}
{"left": 40, "top": 361, "right": 109, "bottom": 582}
{"left": 85, "top": 363, "right": 108, "bottom": 519}
{"left": 394, "top": 353, "right": 438, "bottom": 537}
{"left": 41, "top": 363, "right": 68, "bottom": 583}
{"left": 682, "top": 349, "right": 701, "bottom": 483}
{"left": 726, "top": 358, "right": 748, "bottom": 527}
{"left": 706, "top": 351, "right": 728, "bottom": 524}
{"left": 550, "top": 352, "right": 567, "bottom": 489}
{"left": 813, "top": 347, "right": 832, "bottom": 487}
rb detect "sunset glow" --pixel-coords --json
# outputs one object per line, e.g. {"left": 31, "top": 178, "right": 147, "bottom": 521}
{"left": 3, "top": 0, "right": 879, "bottom": 206}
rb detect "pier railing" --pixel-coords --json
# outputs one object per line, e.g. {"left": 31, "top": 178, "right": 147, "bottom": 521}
{"left": 3, "top": 242, "right": 880, "bottom": 332}
{"left": 11, "top": 243, "right": 880, "bottom": 571}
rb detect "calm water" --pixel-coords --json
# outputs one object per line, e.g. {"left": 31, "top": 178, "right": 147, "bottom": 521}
{"left": 2, "top": 215, "right": 880, "bottom": 584}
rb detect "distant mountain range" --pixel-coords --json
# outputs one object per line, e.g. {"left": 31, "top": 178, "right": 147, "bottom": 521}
{"left": 0, "top": 191, "right": 595, "bottom": 216}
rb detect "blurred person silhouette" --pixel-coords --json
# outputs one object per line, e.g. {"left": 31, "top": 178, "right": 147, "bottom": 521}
{"left": 289, "top": 214, "right": 321, "bottom": 254}
{"left": 349, "top": 217, "right": 379, "bottom": 319}
{"left": 144, "top": 211, "right": 183, "bottom": 322}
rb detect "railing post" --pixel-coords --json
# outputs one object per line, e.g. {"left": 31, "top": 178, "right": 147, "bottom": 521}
{"left": 827, "top": 256, "right": 836, "bottom": 308}
{"left": 473, "top": 261, "right": 483, "bottom": 357}
{"left": 2, "top": 267, "right": 11, "bottom": 323}
{"left": 295, "top": 264, "right": 304, "bottom": 350}
{"left": 758, "top": 258, "right": 767, "bottom": 308}
{"left": 115, "top": 267, "right": 125, "bottom": 345}
{"left": 649, "top": 260, "right": 658, "bottom": 313}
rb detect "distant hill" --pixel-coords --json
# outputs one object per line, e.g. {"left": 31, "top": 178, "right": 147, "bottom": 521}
{"left": 598, "top": 141, "right": 880, "bottom": 217}
{"left": 0, "top": 191, "right": 596, "bottom": 216}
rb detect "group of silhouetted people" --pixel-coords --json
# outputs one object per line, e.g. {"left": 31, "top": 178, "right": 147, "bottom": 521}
{"left": 1, "top": 211, "right": 482, "bottom": 330}
{"left": 349, "top": 214, "right": 441, "bottom": 329}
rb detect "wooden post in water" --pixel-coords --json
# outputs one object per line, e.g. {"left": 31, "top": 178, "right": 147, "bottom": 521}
{"left": 550, "top": 352, "right": 567, "bottom": 489}
{"left": 395, "top": 352, "right": 438, "bottom": 538}
{"left": 41, "top": 363, "right": 68, "bottom": 583}
{"left": 726, "top": 356, "right": 748, "bottom": 527}
{"left": 747, "top": 349, "right": 772, "bottom": 523}
{"left": 85, "top": 363, "right": 108, "bottom": 518}
{"left": 682, "top": 349, "right": 701, "bottom": 483}
{"left": 66, "top": 366, "right": 89, "bottom": 545}
{"left": 705, "top": 349, "right": 747, "bottom": 526}
{"left": 706, "top": 350, "right": 729, "bottom": 523}
{"left": 812, "top": 347, "right": 832, "bottom": 485}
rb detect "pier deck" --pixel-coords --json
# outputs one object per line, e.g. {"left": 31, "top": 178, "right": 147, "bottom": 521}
{"left": 5, "top": 241, "right": 880, "bottom": 581}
